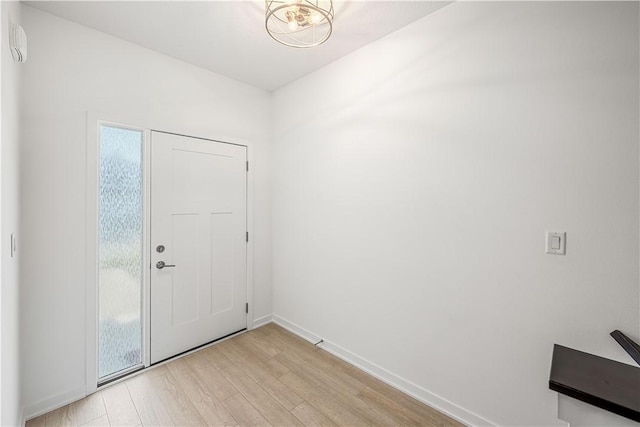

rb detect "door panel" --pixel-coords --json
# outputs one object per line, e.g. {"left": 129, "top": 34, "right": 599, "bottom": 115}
{"left": 150, "top": 131, "right": 247, "bottom": 364}
{"left": 210, "top": 213, "right": 235, "bottom": 313}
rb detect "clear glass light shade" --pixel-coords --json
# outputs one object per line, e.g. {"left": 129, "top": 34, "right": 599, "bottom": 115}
{"left": 265, "top": 0, "right": 334, "bottom": 48}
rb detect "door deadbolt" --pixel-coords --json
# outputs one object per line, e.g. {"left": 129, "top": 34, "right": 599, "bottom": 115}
{"left": 156, "top": 245, "right": 165, "bottom": 253}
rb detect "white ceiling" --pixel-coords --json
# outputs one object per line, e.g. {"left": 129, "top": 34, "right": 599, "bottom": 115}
{"left": 25, "top": 1, "right": 451, "bottom": 91}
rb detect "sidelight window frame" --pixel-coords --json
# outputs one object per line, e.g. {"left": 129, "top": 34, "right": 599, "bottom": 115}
{"left": 86, "top": 113, "right": 151, "bottom": 393}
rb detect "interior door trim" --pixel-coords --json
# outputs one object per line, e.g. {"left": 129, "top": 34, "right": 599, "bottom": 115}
{"left": 85, "top": 113, "right": 256, "bottom": 396}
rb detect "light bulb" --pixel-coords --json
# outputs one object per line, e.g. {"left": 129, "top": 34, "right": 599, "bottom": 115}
{"left": 310, "top": 13, "right": 321, "bottom": 24}
{"left": 285, "top": 9, "right": 298, "bottom": 31}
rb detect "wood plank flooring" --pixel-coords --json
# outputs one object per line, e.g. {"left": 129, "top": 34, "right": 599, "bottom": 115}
{"left": 26, "top": 324, "right": 463, "bottom": 427}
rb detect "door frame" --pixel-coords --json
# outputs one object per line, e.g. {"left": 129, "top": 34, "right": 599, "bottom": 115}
{"left": 85, "top": 111, "right": 256, "bottom": 395}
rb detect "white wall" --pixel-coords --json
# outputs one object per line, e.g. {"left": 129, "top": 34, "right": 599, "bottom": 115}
{"left": 1, "top": 1, "right": 22, "bottom": 425}
{"left": 272, "top": 2, "right": 639, "bottom": 426}
{"left": 20, "top": 4, "right": 272, "bottom": 417}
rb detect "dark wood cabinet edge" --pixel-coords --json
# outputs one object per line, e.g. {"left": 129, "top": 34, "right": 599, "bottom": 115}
{"left": 549, "top": 380, "right": 640, "bottom": 423}
{"left": 611, "top": 330, "right": 640, "bottom": 366}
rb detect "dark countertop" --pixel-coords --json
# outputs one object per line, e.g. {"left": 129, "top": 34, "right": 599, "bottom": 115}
{"left": 549, "top": 344, "right": 640, "bottom": 422}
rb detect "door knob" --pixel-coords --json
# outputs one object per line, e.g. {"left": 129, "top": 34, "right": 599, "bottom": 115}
{"left": 156, "top": 261, "right": 176, "bottom": 269}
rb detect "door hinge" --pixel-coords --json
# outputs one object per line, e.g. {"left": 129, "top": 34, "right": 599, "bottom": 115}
{"left": 246, "top": 161, "right": 249, "bottom": 172}
{"left": 246, "top": 231, "right": 249, "bottom": 242}
{"left": 246, "top": 302, "right": 249, "bottom": 313}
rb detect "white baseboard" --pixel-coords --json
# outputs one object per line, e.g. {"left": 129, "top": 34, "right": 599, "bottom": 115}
{"left": 22, "top": 386, "right": 86, "bottom": 422}
{"left": 272, "top": 315, "right": 323, "bottom": 344}
{"left": 252, "top": 314, "right": 273, "bottom": 329}
{"left": 272, "top": 314, "right": 495, "bottom": 427}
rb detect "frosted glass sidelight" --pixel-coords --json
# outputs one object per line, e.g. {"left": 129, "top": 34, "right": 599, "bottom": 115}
{"left": 98, "top": 125, "right": 143, "bottom": 380}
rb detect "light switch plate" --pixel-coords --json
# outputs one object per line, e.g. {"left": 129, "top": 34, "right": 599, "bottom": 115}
{"left": 546, "top": 231, "right": 566, "bottom": 255}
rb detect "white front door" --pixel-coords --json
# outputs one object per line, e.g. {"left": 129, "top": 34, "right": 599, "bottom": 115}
{"left": 150, "top": 131, "right": 247, "bottom": 364}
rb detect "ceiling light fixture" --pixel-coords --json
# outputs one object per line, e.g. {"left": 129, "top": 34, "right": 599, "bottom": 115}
{"left": 265, "top": 0, "right": 334, "bottom": 48}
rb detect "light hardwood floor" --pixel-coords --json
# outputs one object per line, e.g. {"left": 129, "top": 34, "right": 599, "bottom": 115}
{"left": 26, "top": 323, "right": 463, "bottom": 427}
